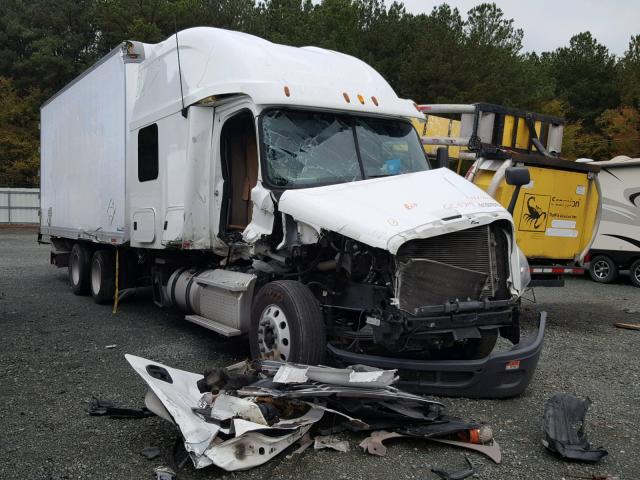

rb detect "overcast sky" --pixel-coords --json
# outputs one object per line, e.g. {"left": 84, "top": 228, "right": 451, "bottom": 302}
{"left": 398, "top": 0, "right": 638, "bottom": 56}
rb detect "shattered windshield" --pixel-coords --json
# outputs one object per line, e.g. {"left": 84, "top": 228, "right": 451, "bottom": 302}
{"left": 261, "top": 110, "right": 428, "bottom": 188}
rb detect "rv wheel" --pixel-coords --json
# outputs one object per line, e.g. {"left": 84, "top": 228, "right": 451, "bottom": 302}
{"left": 90, "top": 249, "right": 116, "bottom": 304}
{"left": 250, "top": 281, "right": 326, "bottom": 364}
{"left": 589, "top": 255, "right": 618, "bottom": 284}
{"left": 68, "top": 243, "right": 92, "bottom": 296}
{"left": 630, "top": 259, "right": 640, "bottom": 288}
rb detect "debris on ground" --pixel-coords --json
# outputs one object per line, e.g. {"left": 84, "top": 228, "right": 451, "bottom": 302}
{"left": 431, "top": 455, "right": 477, "bottom": 480}
{"left": 614, "top": 321, "right": 640, "bottom": 331}
{"left": 105, "top": 344, "right": 117, "bottom": 349}
{"left": 286, "top": 433, "right": 314, "bottom": 458}
{"left": 140, "top": 446, "right": 161, "bottom": 460}
{"left": 358, "top": 429, "right": 501, "bottom": 464}
{"left": 152, "top": 466, "right": 176, "bottom": 480}
{"left": 542, "top": 393, "right": 608, "bottom": 462}
{"left": 122, "top": 354, "right": 495, "bottom": 472}
{"left": 313, "top": 435, "right": 350, "bottom": 452}
{"left": 570, "top": 475, "right": 619, "bottom": 480}
{"left": 88, "top": 397, "right": 154, "bottom": 418}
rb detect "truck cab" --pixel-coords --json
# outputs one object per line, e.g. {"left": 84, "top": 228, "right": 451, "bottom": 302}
{"left": 41, "top": 28, "right": 543, "bottom": 398}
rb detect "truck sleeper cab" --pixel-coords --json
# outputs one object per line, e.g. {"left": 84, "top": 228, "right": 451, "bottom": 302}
{"left": 40, "top": 28, "right": 544, "bottom": 398}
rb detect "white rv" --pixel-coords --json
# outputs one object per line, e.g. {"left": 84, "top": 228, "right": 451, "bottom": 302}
{"left": 40, "top": 28, "right": 544, "bottom": 397}
{"left": 587, "top": 156, "right": 640, "bottom": 287}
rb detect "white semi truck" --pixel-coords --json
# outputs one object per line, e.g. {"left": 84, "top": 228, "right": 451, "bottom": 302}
{"left": 40, "top": 27, "right": 545, "bottom": 397}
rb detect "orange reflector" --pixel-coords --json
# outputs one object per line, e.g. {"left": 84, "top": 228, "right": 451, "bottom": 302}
{"left": 284, "top": 86, "right": 290, "bottom": 97}
{"left": 357, "top": 94, "right": 365, "bottom": 104}
{"left": 343, "top": 92, "right": 350, "bottom": 103}
{"left": 371, "top": 96, "right": 379, "bottom": 106}
{"left": 505, "top": 360, "right": 520, "bottom": 371}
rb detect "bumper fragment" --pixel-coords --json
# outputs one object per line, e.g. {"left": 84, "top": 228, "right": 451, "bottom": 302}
{"left": 328, "top": 311, "right": 546, "bottom": 399}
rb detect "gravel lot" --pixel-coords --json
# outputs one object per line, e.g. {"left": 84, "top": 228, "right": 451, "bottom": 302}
{"left": 1, "top": 227, "right": 639, "bottom": 479}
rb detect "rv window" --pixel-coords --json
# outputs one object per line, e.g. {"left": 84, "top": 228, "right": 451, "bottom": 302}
{"left": 138, "top": 124, "right": 158, "bottom": 182}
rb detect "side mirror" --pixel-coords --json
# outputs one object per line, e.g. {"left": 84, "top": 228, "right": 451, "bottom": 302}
{"left": 436, "top": 147, "right": 449, "bottom": 169}
{"left": 505, "top": 166, "right": 530, "bottom": 187}
{"left": 504, "top": 166, "right": 531, "bottom": 215}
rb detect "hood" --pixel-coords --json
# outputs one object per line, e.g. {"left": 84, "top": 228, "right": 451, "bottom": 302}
{"left": 278, "top": 168, "right": 512, "bottom": 254}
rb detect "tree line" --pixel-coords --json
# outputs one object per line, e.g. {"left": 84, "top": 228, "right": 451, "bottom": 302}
{"left": 1, "top": 0, "right": 638, "bottom": 187}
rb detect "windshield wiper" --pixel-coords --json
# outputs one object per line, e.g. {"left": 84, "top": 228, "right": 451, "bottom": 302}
{"left": 367, "top": 173, "right": 395, "bottom": 178}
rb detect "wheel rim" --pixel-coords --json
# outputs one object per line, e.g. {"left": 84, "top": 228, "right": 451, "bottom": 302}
{"left": 634, "top": 265, "right": 640, "bottom": 284}
{"left": 593, "top": 260, "right": 610, "bottom": 279}
{"left": 257, "top": 304, "right": 291, "bottom": 361}
{"left": 71, "top": 253, "right": 80, "bottom": 285}
{"left": 91, "top": 260, "right": 101, "bottom": 295}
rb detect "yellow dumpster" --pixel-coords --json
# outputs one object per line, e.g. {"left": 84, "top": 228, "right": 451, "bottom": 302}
{"left": 469, "top": 155, "right": 601, "bottom": 264}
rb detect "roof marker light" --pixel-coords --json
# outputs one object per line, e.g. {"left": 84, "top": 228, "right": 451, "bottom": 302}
{"left": 357, "top": 94, "right": 365, "bottom": 105}
{"left": 371, "top": 96, "right": 379, "bottom": 106}
{"left": 284, "top": 86, "right": 291, "bottom": 97}
{"left": 343, "top": 92, "right": 350, "bottom": 103}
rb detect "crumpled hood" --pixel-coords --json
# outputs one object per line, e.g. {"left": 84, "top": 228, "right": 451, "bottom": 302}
{"left": 278, "top": 168, "right": 512, "bottom": 254}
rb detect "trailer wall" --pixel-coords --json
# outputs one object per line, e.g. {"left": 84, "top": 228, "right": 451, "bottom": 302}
{"left": 40, "top": 49, "right": 129, "bottom": 244}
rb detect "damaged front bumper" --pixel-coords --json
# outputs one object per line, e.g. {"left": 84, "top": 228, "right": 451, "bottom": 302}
{"left": 328, "top": 311, "right": 546, "bottom": 399}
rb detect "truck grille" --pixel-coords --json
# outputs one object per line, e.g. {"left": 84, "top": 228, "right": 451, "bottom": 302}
{"left": 395, "top": 224, "right": 507, "bottom": 313}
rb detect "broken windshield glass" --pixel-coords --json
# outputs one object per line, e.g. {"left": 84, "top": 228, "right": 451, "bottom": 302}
{"left": 261, "top": 110, "right": 428, "bottom": 188}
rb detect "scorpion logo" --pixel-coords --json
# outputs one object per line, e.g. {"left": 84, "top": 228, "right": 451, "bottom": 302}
{"left": 522, "top": 196, "right": 547, "bottom": 230}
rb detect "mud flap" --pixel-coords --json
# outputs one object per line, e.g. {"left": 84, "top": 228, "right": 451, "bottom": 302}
{"left": 542, "top": 393, "right": 608, "bottom": 462}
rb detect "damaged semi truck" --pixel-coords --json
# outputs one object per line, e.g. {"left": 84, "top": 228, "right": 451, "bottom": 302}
{"left": 40, "top": 28, "right": 545, "bottom": 398}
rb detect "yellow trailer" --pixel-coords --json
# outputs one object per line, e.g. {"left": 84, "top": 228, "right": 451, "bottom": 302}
{"left": 414, "top": 103, "right": 601, "bottom": 285}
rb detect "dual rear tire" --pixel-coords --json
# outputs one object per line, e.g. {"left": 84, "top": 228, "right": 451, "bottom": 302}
{"left": 68, "top": 243, "right": 116, "bottom": 304}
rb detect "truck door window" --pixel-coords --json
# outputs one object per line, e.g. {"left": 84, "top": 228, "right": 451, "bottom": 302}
{"left": 138, "top": 124, "right": 158, "bottom": 182}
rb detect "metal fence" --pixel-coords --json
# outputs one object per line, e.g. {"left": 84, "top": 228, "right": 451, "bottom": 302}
{"left": 0, "top": 188, "right": 40, "bottom": 224}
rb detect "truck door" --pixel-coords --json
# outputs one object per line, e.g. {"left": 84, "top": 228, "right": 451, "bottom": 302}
{"left": 218, "top": 110, "right": 258, "bottom": 236}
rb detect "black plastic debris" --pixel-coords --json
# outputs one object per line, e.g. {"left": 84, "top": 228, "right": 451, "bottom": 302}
{"left": 431, "top": 455, "right": 477, "bottom": 480}
{"left": 88, "top": 397, "right": 155, "bottom": 419}
{"left": 140, "top": 446, "right": 161, "bottom": 460}
{"left": 542, "top": 394, "right": 608, "bottom": 462}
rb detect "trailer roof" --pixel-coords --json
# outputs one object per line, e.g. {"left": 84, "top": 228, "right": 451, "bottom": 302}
{"left": 129, "top": 27, "right": 420, "bottom": 129}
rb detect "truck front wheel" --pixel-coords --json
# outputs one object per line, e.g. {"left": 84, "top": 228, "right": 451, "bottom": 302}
{"left": 249, "top": 281, "right": 326, "bottom": 364}
{"left": 589, "top": 255, "right": 618, "bottom": 284}
{"left": 69, "top": 243, "right": 91, "bottom": 296}
{"left": 90, "top": 250, "right": 116, "bottom": 304}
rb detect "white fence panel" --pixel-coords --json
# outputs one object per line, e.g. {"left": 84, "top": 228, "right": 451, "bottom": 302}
{"left": 0, "top": 188, "right": 40, "bottom": 224}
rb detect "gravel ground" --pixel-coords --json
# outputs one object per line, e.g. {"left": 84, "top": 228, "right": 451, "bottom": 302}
{"left": 1, "top": 227, "right": 639, "bottom": 479}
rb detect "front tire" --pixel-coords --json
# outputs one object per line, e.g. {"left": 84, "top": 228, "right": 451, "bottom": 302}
{"left": 250, "top": 281, "right": 326, "bottom": 364}
{"left": 589, "top": 255, "right": 618, "bottom": 284}
{"left": 90, "top": 250, "right": 116, "bottom": 304}
{"left": 630, "top": 259, "right": 640, "bottom": 288}
{"left": 68, "top": 243, "right": 91, "bottom": 295}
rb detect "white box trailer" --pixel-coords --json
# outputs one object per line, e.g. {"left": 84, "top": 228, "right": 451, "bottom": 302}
{"left": 586, "top": 156, "right": 640, "bottom": 286}
{"left": 40, "top": 27, "right": 545, "bottom": 398}
{"left": 40, "top": 49, "right": 134, "bottom": 243}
